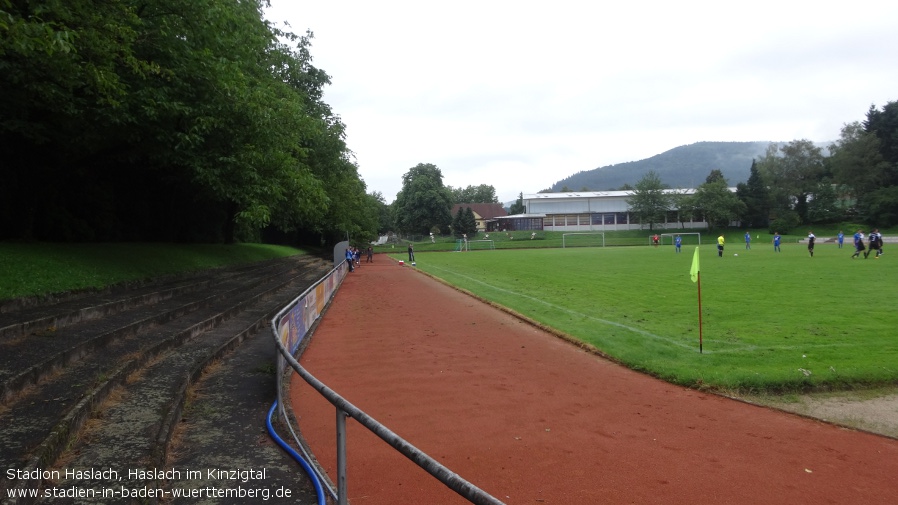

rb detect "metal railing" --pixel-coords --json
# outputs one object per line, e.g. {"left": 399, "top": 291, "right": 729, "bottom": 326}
{"left": 270, "top": 260, "right": 504, "bottom": 505}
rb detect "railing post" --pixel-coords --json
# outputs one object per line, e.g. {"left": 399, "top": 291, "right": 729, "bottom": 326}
{"left": 337, "top": 409, "right": 348, "bottom": 505}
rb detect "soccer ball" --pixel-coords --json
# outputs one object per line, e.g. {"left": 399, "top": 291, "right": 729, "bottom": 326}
{"left": 734, "top": 253, "right": 739, "bottom": 256}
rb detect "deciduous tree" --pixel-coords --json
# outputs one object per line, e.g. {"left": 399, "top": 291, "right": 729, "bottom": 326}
{"left": 627, "top": 171, "right": 671, "bottom": 230}
{"left": 393, "top": 163, "right": 453, "bottom": 234}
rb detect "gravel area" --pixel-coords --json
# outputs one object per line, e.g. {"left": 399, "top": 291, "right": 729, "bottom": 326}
{"left": 740, "top": 389, "right": 898, "bottom": 439}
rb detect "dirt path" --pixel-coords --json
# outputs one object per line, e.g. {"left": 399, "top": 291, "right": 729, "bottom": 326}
{"left": 290, "top": 259, "right": 898, "bottom": 504}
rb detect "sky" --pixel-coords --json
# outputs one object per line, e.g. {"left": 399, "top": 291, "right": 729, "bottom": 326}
{"left": 264, "top": 0, "right": 898, "bottom": 204}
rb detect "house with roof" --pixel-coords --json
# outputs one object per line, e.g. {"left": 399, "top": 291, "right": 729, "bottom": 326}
{"left": 450, "top": 203, "right": 508, "bottom": 232}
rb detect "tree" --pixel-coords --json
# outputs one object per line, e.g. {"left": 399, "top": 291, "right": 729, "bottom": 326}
{"left": 627, "top": 171, "right": 671, "bottom": 230}
{"left": 690, "top": 176, "right": 745, "bottom": 229}
{"left": 462, "top": 207, "right": 478, "bottom": 236}
{"left": 509, "top": 192, "right": 526, "bottom": 215}
{"left": 829, "top": 122, "right": 887, "bottom": 204}
{"left": 848, "top": 101, "right": 898, "bottom": 225}
{"left": 448, "top": 184, "right": 499, "bottom": 204}
{"left": 806, "top": 179, "right": 841, "bottom": 224}
{"left": 0, "top": 0, "right": 370, "bottom": 245}
{"left": 755, "top": 140, "right": 826, "bottom": 224}
{"left": 393, "top": 163, "right": 453, "bottom": 234}
{"left": 735, "top": 160, "right": 770, "bottom": 228}
{"left": 705, "top": 169, "right": 726, "bottom": 184}
{"left": 369, "top": 192, "right": 393, "bottom": 235}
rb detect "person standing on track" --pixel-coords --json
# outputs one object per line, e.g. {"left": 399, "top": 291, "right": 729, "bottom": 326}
{"left": 408, "top": 243, "right": 415, "bottom": 263}
{"left": 345, "top": 246, "right": 354, "bottom": 272}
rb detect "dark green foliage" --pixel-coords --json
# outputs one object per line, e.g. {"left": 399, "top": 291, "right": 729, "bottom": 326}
{"left": 508, "top": 192, "right": 525, "bottom": 215}
{"left": 768, "top": 211, "right": 800, "bottom": 234}
{"left": 393, "top": 163, "right": 453, "bottom": 234}
{"left": 449, "top": 184, "right": 498, "bottom": 204}
{"left": 689, "top": 176, "right": 745, "bottom": 229}
{"left": 462, "top": 207, "right": 477, "bottom": 236}
{"left": 0, "top": 0, "right": 375, "bottom": 245}
{"left": 736, "top": 160, "right": 771, "bottom": 228}
{"left": 627, "top": 171, "right": 671, "bottom": 230}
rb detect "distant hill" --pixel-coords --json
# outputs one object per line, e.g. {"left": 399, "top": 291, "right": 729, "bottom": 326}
{"left": 550, "top": 141, "right": 779, "bottom": 191}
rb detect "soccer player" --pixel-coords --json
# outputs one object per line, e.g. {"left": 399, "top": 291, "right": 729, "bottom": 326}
{"left": 837, "top": 230, "right": 844, "bottom": 249}
{"left": 851, "top": 229, "right": 865, "bottom": 259}
{"left": 744, "top": 232, "right": 751, "bottom": 250}
{"left": 807, "top": 231, "right": 816, "bottom": 257}
{"left": 675, "top": 234, "right": 682, "bottom": 253}
{"left": 866, "top": 229, "right": 883, "bottom": 259}
{"left": 773, "top": 232, "right": 781, "bottom": 252}
{"left": 717, "top": 234, "right": 725, "bottom": 257}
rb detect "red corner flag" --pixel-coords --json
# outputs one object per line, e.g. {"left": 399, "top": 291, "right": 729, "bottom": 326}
{"left": 690, "top": 247, "right": 703, "bottom": 353}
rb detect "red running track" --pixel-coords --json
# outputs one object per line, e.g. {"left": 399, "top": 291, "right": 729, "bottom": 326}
{"left": 290, "top": 258, "right": 898, "bottom": 504}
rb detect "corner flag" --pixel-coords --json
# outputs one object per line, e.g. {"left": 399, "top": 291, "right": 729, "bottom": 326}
{"left": 690, "top": 247, "right": 700, "bottom": 283}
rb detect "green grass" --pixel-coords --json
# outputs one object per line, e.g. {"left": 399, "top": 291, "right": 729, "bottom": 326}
{"left": 393, "top": 241, "right": 898, "bottom": 393}
{"left": 0, "top": 242, "right": 307, "bottom": 301}
{"left": 374, "top": 225, "right": 880, "bottom": 253}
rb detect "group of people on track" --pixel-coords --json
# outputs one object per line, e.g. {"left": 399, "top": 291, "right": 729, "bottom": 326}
{"left": 699, "top": 229, "right": 884, "bottom": 258}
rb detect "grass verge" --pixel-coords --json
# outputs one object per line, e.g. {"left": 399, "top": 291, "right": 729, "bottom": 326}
{"left": 0, "top": 242, "right": 306, "bottom": 301}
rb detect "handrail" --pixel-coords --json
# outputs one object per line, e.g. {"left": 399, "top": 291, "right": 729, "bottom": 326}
{"left": 270, "top": 260, "right": 505, "bottom": 505}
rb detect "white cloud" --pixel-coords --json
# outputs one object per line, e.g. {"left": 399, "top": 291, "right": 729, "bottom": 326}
{"left": 265, "top": 0, "right": 898, "bottom": 203}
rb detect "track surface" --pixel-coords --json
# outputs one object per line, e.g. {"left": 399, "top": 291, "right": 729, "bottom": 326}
{"left": 291, "top": 258, "right": 898, "bottom": 505}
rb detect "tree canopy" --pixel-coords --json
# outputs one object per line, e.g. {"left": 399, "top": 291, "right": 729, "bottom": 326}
{"left": 393, "top": 163, "right": 453, "bottom": 234}
{"left": 448, "top": 184, "right": 498, "bottom": 204}
{"left": 627, "top": 171, "right": 671, "bottom": 230}
{"left": 0, "top": 0, "right": 375, "bottom": 245}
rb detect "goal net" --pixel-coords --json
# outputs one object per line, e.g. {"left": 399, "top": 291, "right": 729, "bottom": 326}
{"left": 468, "top": 239, "right": 495, "bottom": 250}
{"left": 658, "top": 233, "right": 702, "bottom": 246}
{"left": 562, "top": 233, "right": 605, "bottom": 248}
{"left": 456, "top": 239, "right": 495, "bottom": 251}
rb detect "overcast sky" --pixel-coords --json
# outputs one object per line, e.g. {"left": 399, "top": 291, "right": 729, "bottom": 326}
{"left": 264, "top": 0, "right": 898, "bottom": 203}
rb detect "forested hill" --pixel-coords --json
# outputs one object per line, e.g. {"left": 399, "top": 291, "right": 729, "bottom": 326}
{"left": 551, "top": 141, "right": 780, "bottom": 190}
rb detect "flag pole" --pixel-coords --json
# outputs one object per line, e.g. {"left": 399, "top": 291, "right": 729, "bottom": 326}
{"left": 689, "top": 246, "right": 703, "bottom": 354}
{"left": 696, "top": 272, "right": 703, "bottom": 354}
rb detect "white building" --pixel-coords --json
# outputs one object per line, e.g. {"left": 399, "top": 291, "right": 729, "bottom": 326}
{"left": 519, "top": 190, "right": 713, "bottom": 232}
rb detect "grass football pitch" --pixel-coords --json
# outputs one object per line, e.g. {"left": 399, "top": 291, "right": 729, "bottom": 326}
{"left": 397, "top": 243, "right": 897, "bottom": 393}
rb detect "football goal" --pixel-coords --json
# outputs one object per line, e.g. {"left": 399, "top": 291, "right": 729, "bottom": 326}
{"left": 562, "top": 232, "right": 605, "bottom": 248}
{"left": 455, "top": 239, "right": 495, "bottom": 251}
{"left": 658, "top": 233, "right": 702, "bottom": 246}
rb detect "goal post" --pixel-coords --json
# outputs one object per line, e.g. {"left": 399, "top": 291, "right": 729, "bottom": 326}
{"left": 468, "top": 240, "right": 495, "bottom": 250}
{"left": 657, "top": 232, "right": 702, "bottom": 246}
{"left": 562, "top": 232, "right": 605, "bottom": 248}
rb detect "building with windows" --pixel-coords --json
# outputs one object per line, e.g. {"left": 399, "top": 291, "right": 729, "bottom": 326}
{"left": 498, "top": 190, "right": 716, "bottom": 232}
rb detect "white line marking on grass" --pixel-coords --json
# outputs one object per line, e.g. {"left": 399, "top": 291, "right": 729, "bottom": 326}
{"left": 427, "top": 265, "right": 700, "bottom": 351}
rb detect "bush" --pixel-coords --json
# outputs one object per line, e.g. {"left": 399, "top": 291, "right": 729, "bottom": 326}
{"left": 769, "top": 211, "right": 800, "bottom": 234}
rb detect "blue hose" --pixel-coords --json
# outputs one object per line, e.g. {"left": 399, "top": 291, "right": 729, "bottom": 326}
{"left": 267, "top": 400, "right": 326, "bottom": 505}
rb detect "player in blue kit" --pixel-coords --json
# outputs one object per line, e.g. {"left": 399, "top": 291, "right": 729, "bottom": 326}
{"left": 675, "top": 234, "right": 682, "bottom": 253}
{"left": 773, "top": 232, "right": 781, "bottom": 252}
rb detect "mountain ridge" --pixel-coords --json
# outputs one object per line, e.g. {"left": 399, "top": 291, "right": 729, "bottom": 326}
{"left": 548, "top": 141, "right": 781, "bottom": 191}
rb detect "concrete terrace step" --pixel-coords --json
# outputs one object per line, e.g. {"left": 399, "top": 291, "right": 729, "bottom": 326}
{"left": 0, "top": 258, "right": 312, "bottom": 401}
{"left": 0, "top": 255, "right": 330, "bottom": 504}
